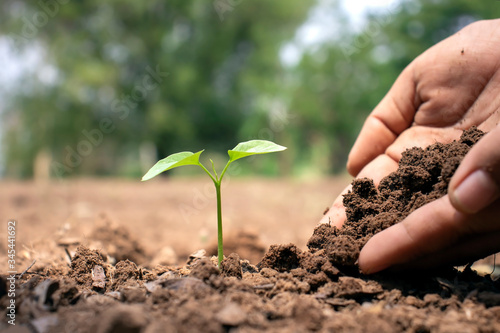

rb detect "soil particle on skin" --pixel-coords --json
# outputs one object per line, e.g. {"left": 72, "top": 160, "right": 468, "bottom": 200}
{"left": 2, "top": 127, "right": 500, "bottom": 333}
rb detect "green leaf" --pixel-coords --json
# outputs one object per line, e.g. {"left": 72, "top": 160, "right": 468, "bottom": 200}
{"left": 142, "top": 150, "right": 204, "bottom": 181}
{"left": 228, "top": 140, "right": 287, "bottom": 162}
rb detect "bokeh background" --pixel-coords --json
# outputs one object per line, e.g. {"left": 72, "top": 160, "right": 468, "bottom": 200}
{"left": 0, "top": 0, "right": 499, "bottom": 179}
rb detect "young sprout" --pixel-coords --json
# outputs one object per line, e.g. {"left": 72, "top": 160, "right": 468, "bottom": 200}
{"left": 142, "top": 140, "right": 287, "bottom": 267}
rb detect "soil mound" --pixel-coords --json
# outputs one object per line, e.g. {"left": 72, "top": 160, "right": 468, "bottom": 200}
{"left": 308, "top": 127, "right": 485, "bottom": 269}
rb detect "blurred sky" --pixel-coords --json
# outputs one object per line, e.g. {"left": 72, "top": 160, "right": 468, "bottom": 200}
{"left": 0, "top": 0, "right": 399, "bottom": 175}
{"left": 342, "top": 0, "right": 398, "bottom": 27}
{"left": 281, "top": 0, "right": 399, "bottom": 65}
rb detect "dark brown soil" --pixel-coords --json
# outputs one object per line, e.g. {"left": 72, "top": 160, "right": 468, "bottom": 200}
{"left": 1, "top": 128, "right": 500, "bottom": 333}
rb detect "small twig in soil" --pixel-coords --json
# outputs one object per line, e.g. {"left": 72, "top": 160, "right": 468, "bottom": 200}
{"left": 18, "top": 259, "right": 36, "bottom": 279}
{"left": 64, "top": 247, "right": 72, "bottom": 265}
{"left": 253, "top": 283, "right": 275, "bottom": 290}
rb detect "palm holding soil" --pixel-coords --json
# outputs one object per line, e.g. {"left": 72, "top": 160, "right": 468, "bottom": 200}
{"left": 322, "top": 19, "right": 500, "bottom": 273}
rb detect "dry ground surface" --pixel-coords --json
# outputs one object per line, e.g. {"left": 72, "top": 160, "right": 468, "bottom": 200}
{"left": 1, "top": 133, "right": 500, "bottom": 333}
{"left": 0, "top": 176, "right": 349, "bottom": 272}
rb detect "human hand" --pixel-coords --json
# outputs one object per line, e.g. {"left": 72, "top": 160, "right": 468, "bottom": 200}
{"left": 320, "top": 19, "right": 500, "bottom": 272}
{"left": 359, "top": 124, "right": 500, "bottom": 273}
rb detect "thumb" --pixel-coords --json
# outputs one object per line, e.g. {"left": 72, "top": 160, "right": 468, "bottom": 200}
{"left": 448, "top": 126, "right": 500, "bottom": 214}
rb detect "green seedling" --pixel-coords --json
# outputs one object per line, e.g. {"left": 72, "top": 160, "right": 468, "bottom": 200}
{"left": 142, "top": 140, "right": 287, "bottom": 267}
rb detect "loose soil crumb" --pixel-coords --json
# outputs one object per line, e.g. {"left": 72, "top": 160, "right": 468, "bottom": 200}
{"left": 221, "top": 253, "right": 243, "bottom": 279}
{"left": 1, "top": 128, "right": 499, "bottom": 332}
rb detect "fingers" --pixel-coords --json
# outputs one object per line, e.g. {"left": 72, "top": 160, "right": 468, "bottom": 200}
{"left": 358, "top": 195, "right": 466, "bottom": 274}
{"left": 449, "top": 124, "right": 500, "bottom": 214}
{"left": 359, "top": 196, "right": 500, "bottom": 274}
{"left": 359, "top": 190, "right": 500, "bottom": 274}
{"left": 400, "top": 229, "right": 500, "bottom": 270}
{"left": 347, "top": 67, "right": 417, "bottom": 176}
{"left": 320, "top": 154, "right": 398, "bottom": 228}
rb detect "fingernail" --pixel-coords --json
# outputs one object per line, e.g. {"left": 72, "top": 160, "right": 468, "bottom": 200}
{"left": 451, "top": 169, "right": 499, "bottom": 214}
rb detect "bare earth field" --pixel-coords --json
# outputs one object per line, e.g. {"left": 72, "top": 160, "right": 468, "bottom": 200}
{"left": 0, "top": 176, "right": 349, "bottom": 272}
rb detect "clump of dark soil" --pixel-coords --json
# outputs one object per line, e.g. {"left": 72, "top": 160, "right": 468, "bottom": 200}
{"left": 1, "top": 128, "right": 499, "bottom": 333}
{"left": 309, "top": 127, "right": 485, "bottom": 269}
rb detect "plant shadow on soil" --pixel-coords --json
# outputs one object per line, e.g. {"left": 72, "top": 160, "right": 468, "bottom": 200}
{"left": 1, "top": 128, "right": 500, "bottom": 333}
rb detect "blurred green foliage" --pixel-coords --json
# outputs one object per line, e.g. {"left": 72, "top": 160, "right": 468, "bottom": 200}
{"left": 1, "top": 0, "right": 500, "bottom": 178}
